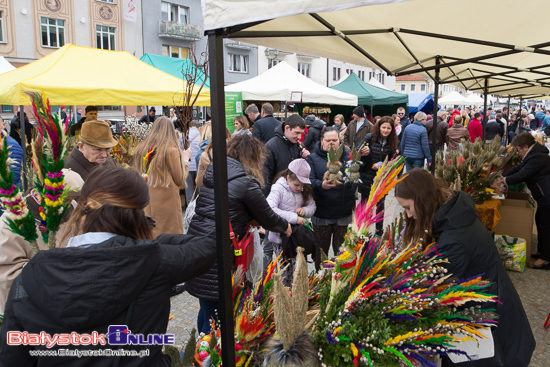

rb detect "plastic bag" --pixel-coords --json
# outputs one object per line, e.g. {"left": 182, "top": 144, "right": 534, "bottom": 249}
{"left": 494, "top": 235, "right": 526, "bottom": 272}
{"left": 183, "top": 194, "right": 197, "bottom": 234}
{"left": 245, "top": 228, "right": 264, "bottom": 283}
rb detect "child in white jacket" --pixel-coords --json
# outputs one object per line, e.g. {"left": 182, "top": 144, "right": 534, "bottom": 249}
{"left": 265, "top": 159, "right": 316, "bottom": 266}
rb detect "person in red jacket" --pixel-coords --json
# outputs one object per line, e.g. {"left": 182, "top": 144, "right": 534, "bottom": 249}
{"left": 448, "top": 109, "right": 461, "bottom": 127}
{"left": 468, "top": 112, "right": 483, "bottom": 142}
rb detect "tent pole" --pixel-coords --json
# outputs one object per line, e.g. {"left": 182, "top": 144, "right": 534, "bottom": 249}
{"left": 285, "top": 101, "right": 288, "bottom": 121}
{"left": 19, "top": 105, "right": 28, "bottom": 191}
{"left": 207, "top": 30, "right": 236, "bottom": 367}
{"left": 505, "top": 96, "right": 511, "bottom": 145}
{"left": 430, "top": 56, "right": 440, "bottom": 173}
{"left": 482, "top": 78, "right": 488, "bottom": 142}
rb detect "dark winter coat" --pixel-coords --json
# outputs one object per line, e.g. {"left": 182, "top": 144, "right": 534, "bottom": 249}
{"left": 9, "top": 116, "right": 32, "bottom": 146}
{"left": 0, "top": 234, "right": 216, "bottom": 367}
{"left": 399, "top": 120, "right": 431, "bottom": 161}
{"left": 504, "top": 143, "right": 550, "bottom": 206}
{"left": 343, "top": 119, "right": 373, "bottom": 150}
{"left": 64, "top": 147, "right": 116, "bottom": 181}
{"left": 252, "top": 115, "right": 281, "bottom": 143}
{"left": 485, "top": 119, "right": 505, "bottom": 142}
{"left": 307, "top": 143, "right": 356, "bottom": 219}
{"left": 360, "top": 133, "right": 397, "bottom": 189}
{"left": 400, "top": 115, "right": 411, "bottom": 130}
{"left": 434, "top": 191, "right": 535, "bottom": 367}
{"left": 185, "top": 157, "right": 288, "bottom": 301}
{"left": 263, "top": 125, "right": 302, "bottom": 195}
{"left": 303, "top": 119, "right": 324, "bottom": 151}
{"left": 425, "top": 117, "right": 448, "bottom": 149}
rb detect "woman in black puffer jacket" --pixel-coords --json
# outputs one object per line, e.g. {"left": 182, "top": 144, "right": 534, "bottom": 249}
{"left": 185, "top": 134, "right": 290, "bottom": 333}
{"left": 359, "top": 116, "right": 399, "bottom": 196}
{"left": 359, "top": 117, "right": 399, "bottom": 232}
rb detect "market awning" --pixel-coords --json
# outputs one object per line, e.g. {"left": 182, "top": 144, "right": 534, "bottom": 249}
{"left": 407, "top": 93, "right": 437, "bottom": 114}
{"left": 0, "top": 44, "right": 210, "bottom": 106}
{"left": 139, "top": 53, "right": 210, "bottom": 88}
{"left": 0, "top": 56, "right": 15, "bottom": 75}
{"left": 225, "top": 61, "right": 357, "bottom": 105}
{"left": 331, "top": 72, "right": 407, "bottom": 105}
{"left": 205, "top": 0, "right": 550, "bottom": 97}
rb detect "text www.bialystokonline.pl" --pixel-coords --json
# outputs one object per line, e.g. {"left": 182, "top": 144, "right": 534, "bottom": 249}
{"left": 28, "top": 348, "right": 150, "bottom": 358}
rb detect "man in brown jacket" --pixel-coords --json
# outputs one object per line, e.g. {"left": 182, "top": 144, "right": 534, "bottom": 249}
{"left": 65, "top": 120, "right": 117, "bottom": 181}
{"left": 343, "top": 106, "right": 373, "bottom": 156}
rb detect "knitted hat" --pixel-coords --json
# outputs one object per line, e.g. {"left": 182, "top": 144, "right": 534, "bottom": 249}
{"left": 352, "top": 106, "right": 365, "bottom": 118}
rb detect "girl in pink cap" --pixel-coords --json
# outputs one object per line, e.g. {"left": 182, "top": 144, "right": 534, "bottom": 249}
{"left": 265, "top": 158, "right": 316, "bottom": 268}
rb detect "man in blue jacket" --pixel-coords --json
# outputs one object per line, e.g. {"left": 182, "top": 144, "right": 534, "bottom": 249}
{"left": 399, "top": 111, "right": 432, "bottom": 172}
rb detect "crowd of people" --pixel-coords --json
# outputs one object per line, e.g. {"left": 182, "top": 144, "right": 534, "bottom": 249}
{"left": 1, "top": 99, "right": 548, "bottom": 366}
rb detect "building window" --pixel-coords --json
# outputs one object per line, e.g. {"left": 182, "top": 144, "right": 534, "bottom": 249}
{"left": 333, "top": 67, "right": 341, "bottom": 81}
{"left": 420, "top": 84, "right": 426, "bottom": 92}
{"left": 162, "top": 45, "right": 189, "bottom": 58}
{"left": 0, "top": 11, "right": 5, "bottom": 43}
{"left": 96, "top": 106, "right": 121, "bottom": 111}
{"left": 96, "top": 25, "right": 116, "bottom": 50}
{"left": 161, "top": 2, "right": 189, "bottom": 24}
{"left": 228, "top": 53, "right": 248, "bottom": 73}
{"left": 400, "top": 84, "right": 406, "bottom": 92}
{"left": 358, "top": 70, "right": 365, "bottom": 80}
{"left": 298, "top": 62, "right": 311, "bottom": 78}
{"left": 410, "top": 84, "right": 416, "bottom": 92}
{"left": 346, "top": 68, "right": 352, "bottom": 75}
{"left": 369, "top": 71, "right": 373, "bottom": 80}
{"left": 41, "top": 17, "right": 65, "bottom": 48}
{"left": 377, "top": 73, "right": 385, "bottom": 84}
{"left": 268, "top": 59, "right": 279, "bottom": 69}
{"left": 1, "top": 105, "right": 13, "bottom": 113}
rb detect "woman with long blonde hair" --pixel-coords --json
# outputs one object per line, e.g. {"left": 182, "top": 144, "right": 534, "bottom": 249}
{"left": 135, "top": 116, "right": 191, "bottom": 237}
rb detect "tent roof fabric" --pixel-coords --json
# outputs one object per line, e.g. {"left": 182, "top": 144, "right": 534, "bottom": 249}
{"left": 0, "top": 57, "right": 15, "bottom": 75}
{"left": 205, "top": 0, "right": 550, "bottom": 97}
{"left": 438, "top": 91, "right": 467, "bottom": 106}
{"left": 225, "top": 61, "right": 357, "bottom": 105}
{"left": 331, "top": 72, "right": 407, "bottom": 105}
{"left": 407, "top": 93, "right": 436, "bottom": 114}
{"left": 140, "top": 53, "right": 210, "bottom": 88}
{"left": 0, "top": 44, "right": 210, "bottom": 106}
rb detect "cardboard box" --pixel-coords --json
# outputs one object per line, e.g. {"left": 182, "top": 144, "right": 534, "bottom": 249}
{"left": 494, "top": 192, "right": 536, "bottom": 261}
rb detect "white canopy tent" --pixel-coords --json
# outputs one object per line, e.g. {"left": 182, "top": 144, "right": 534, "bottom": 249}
{"left": 438, "top": 91, "right": 467, "bottom": 106}
{"left": 225, "top": 61, "right": 358, "bottom": 105}
{"left": 465, "top": 93, "right": 484, "bottom": 106}
{"left": 0, "top": 56, "right": 15, "bottom": 75}
{"left": 205, "top": 0, "right": 550, "bottom": 98}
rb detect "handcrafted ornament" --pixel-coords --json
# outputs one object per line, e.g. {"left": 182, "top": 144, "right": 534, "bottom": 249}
{"left": 263, "top": 248, "right": 318, "bottom": 367}
{"left": 323, "top": 144, "right": 344, "bottom": 184}
{"left": 141, "top": 147, "right": 156, "bottom": 182}
{"left": 0, "top": 137, "right": 38, "bottom": 252}
{"left": 345, "top": 145, "right": 362, "bottom": 183}
{"left": 27, "top": 92, "right": 71, "bottom": 248}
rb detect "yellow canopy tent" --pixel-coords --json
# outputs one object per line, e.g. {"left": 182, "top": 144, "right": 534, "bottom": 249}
{"left": 0, "top": 44, "right": 210, "bottom": 106}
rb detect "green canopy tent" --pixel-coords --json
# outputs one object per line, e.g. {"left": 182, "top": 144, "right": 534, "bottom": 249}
{"left": 330, "top": 72, "right": 408, "bottom": 118}
{"left": 139, "top": 53, "right": 210, "bottom": 88}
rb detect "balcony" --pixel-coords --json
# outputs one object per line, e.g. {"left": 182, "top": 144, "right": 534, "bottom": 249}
{"left": 158, "top": 21, "right": 201, "bottom": 41}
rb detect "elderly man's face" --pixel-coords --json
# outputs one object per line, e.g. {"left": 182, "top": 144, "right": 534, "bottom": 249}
{"left": 78, "top": 143, "right": 111, "bottom": 164}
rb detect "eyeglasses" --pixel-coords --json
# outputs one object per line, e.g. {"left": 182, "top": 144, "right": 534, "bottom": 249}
{"left": 397, "top": 112, "right": 405, "bottom": 116}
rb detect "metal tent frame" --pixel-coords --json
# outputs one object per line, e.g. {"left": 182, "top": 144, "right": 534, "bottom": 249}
{"left": 206, "top": 10, "right": 550, "bottom": 366}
